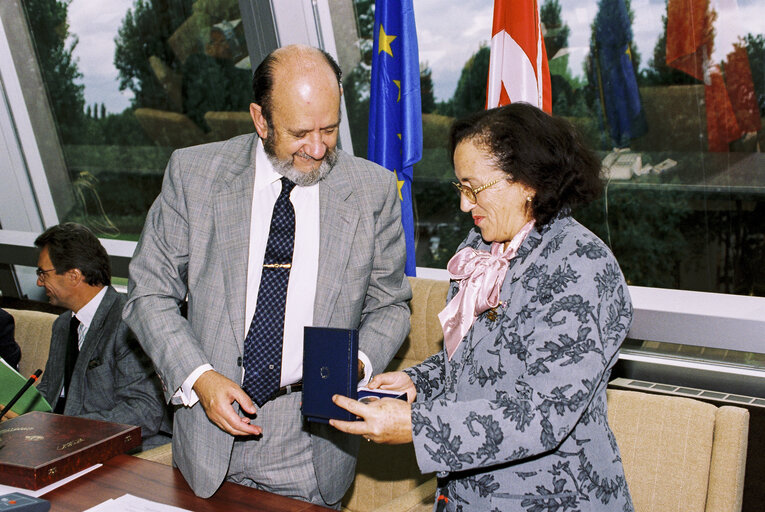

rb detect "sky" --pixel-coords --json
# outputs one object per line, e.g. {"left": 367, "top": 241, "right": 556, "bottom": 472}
{"left": 65, "top": 0, "right": 765, "bottom": 113}
{"left": 67, "top": 0, "right": 135, "bottom": 113}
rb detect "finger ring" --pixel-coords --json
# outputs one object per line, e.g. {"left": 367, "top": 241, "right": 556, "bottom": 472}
{"left": 366, "top": 437, "right": 371, "bottom": 443}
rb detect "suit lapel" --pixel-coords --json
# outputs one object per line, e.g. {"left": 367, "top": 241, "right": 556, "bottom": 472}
{"left": 69, "top": 287, "right": 117, "bottom": 411}
{"left": 314, "top": 160, "right": 359, "bottom": 327}
{"left": 213, "top": 142, "right": 256, "bottom": 347}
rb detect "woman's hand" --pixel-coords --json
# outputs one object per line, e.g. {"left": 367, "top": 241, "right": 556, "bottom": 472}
{"left": 367, "top": 371, "right": 417, "bottom": 403}
{"left": 329, "top": 394, "right": 413, "bottom": 444}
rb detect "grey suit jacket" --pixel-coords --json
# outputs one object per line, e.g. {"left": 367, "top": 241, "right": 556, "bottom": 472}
{"left": 37, "top": 286, "right": 166, "bottom": 448}
{"left": 404, "top": 215, "right": 634, "bottom": 511}
{"left": 124, "top": 133, "right": 411, "bottom": 502}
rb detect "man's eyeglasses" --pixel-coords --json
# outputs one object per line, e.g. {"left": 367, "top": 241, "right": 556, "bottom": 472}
{"left": 452, "top": 178, "right": 505, "bottom": 204}
{"left": 36, "top": 267, "right": 56, "bottom": 281}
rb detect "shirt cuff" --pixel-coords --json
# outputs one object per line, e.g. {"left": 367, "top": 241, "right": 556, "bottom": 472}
{"left": 171, "top": 364, "right": 214, "bottom": 407}
{"left": 357, "top": 350, "right": 373, "bottom": 387}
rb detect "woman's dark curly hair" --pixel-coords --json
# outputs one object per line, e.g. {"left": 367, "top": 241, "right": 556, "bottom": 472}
{"left": 448, "top": 103, "right": 602, "bottom": 227}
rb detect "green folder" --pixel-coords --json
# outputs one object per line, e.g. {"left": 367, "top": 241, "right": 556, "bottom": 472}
{"left": 0, "top": 358, "right": 51, "bottom": 415}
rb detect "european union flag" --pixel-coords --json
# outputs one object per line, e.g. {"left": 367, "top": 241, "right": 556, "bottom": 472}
{"left": 591, "top": 0, "right": 646, "bottom": 147}
{"left": 368, "top": 0, "right": 422, "bottom": 276}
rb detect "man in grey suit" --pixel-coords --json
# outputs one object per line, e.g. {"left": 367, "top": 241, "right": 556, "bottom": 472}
{"left": 123, "top": 45, "right": 411, "bottom": 507}
{"left": 34, "top": 223, "right": 167, "bottom": 449}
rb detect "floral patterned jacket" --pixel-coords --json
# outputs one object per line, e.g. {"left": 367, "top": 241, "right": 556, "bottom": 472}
{"left": 404, "top": 215, "right": 635, "bottom": 512}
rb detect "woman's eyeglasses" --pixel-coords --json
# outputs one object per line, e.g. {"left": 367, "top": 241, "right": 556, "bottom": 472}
{"left": 451, "top": 178, "right": 505, "bottom": 204}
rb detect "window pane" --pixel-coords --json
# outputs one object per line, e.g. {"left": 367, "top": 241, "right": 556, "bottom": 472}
{"left": 19, "top": 0, "right": 765, "bottom": 299}
{"left": 344, "top": 0, "right": 765, "bottom": 298}
{"left": 21, "top": 0, "right": 254, "bottom": 240}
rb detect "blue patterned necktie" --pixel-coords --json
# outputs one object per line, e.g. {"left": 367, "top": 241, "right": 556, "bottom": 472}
{"left": 242, "top": 177, "right": 297, "bottom": 407}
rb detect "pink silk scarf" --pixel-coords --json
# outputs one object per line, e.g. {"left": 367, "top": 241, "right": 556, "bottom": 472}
{"left": 438, "top": 221, "right": 535, "bottom": 360}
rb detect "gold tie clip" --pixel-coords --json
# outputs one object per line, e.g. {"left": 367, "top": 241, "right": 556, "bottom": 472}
{"left": 262, "top": 263, "right": 292, "bottom": 269}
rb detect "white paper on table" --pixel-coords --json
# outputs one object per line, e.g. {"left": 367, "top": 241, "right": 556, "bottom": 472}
{"left": 0, "top": 463, "right": 102, "bottom": 497}
{"left": 84, "top": 494, "right": 193, "bottom": 512}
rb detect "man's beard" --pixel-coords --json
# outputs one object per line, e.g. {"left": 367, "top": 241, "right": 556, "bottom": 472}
{"left": 263, "top": 136, "right": 338, "bottom": 187}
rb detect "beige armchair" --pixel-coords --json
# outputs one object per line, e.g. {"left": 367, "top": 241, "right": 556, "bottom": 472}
{"left": 607, "top": 389, "right": 749, "bottom": 512}
{"left": 4, "top": 308, "right": 56, "bottom": 377}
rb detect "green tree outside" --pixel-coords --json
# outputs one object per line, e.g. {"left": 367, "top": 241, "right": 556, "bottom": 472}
{"left": 741, "top": 33, "right": 765, "bottom": 116}
{"left": 21, "top": 0, "right": 86, "bottom": 144}
{"left": 114, "top": 0, "right": 193, "bottom": 111}
{"left": 450, "top": 45, "right": 490, "bottom": 119}
{"left": 541, "top": 0, "right": 590, "bottom": 117}
{"left": 420, "top": 64, "right": 436, "bottom": 114}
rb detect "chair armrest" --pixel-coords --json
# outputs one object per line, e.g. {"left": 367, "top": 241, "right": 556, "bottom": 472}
{"left": 369, "top": 477, "right": 436, "bottom": 512}
{"left": 706, "top": 406, "right": 749, "bottom": 512}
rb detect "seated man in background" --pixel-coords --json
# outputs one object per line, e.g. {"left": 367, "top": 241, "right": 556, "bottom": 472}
{"left": 0, "top": 308, "right": 22, "bottom": 370}
{"left": 34, "top": 223, "right": 168, "bottom": 449}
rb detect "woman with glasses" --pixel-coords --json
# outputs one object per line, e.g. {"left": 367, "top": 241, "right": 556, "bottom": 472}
{"left": 331, "top": 103, "right": 634, "bottom": 511}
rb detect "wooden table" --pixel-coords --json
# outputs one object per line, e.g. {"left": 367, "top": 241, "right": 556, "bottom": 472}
{"left": 43, "top": 455, "right": 333, "bottom": 511}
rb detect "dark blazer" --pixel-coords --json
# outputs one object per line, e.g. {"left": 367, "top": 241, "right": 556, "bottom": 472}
{"left": 37, "top": 286, "right": 167, "bottom": 448}
{"left": 0, "top": 308, "right": 21, "bottom": 370}
{"left": 405, "top": 215, "right": 634, "bottom": 511}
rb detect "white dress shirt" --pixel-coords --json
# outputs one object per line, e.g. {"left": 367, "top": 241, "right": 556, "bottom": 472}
{"left": 72, "top": 286, "right": 107, "bottom": 349}
{"left": 175, "top": 140, "right": 370, "bottom": 406}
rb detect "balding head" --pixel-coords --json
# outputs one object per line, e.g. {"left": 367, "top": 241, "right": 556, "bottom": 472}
{"left": 252, "top": 44, "right": 342, "bottom": 125}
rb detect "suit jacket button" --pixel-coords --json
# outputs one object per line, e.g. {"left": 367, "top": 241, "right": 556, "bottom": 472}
{"left": 237, "top": 357, "right": 243, "bottom": 367}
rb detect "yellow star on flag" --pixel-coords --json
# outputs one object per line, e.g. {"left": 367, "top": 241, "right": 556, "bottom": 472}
{"left": 378, "top": 24, "right": 396, "bottom": 57}
{"left": 394, "top": 170, "right": 405, "bottom": 201}
{"left": 393, "top": 80, "right": 401, "bottom": 102}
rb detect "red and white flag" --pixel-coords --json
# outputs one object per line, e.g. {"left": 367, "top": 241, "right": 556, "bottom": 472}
{"left": 486, "top": 0, "right": 551, "bottom": 113}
